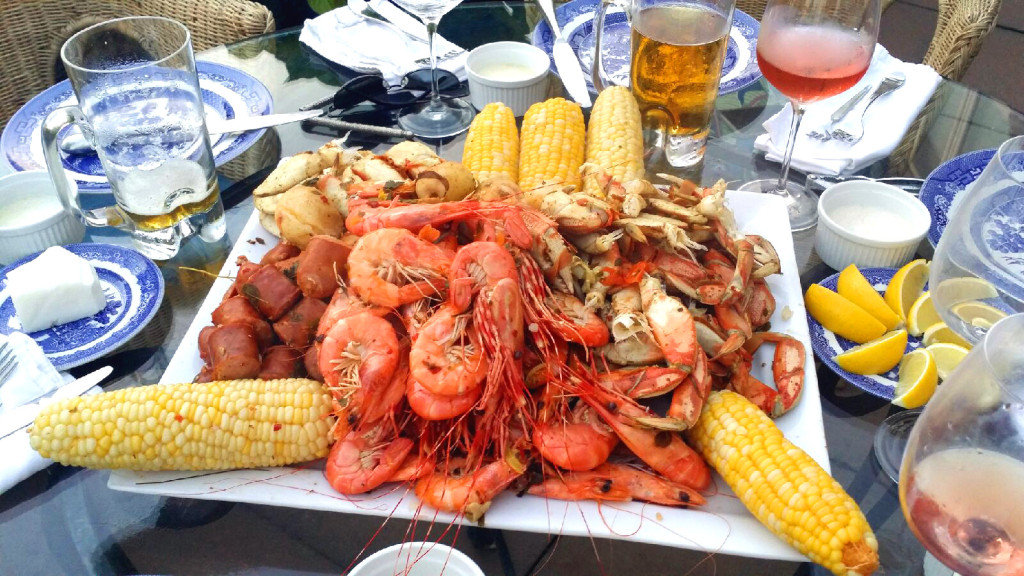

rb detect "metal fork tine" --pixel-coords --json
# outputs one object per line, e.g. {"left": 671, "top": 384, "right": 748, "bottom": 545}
{"left": 0, "top": 344, "right": 17, "bottom": 380}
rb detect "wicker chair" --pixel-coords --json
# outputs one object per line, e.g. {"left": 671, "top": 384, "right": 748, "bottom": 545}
{"left": 0, "top": 0, "right": 275, "bottom": 131}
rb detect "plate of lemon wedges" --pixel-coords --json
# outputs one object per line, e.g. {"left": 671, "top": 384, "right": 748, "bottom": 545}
{"left": 805, "top": 260, "right": 1006, "bottom": 406}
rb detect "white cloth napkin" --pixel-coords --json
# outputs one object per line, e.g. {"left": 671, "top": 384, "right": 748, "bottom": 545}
{"left": 0, "top": 333, "right": 97, "bottom": 495}
{"left": 299, "top": 6, "right": 468, "bottom": 87}
{"left": 754, "top": 45, "right": 941, "bottom": 175}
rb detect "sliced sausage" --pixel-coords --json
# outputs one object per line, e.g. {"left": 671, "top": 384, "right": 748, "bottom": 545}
{"left": 273, "top": 297, "right": 328, "bottom": 348}
{"left": 198, "top": 325, "right": 216, "bottom": 364}
{"left": 275, "top": 256, "right": 301, "bottom": 281}
{"left": 208, "top": 324, "right": 262, "bottom": 380}
{"left": 258, "top": 345, "right": 307, "bottom": 379}
{"left": 260, "top": 242, "right": 301, "bottom": 266}
{"left": 194, "top": 365, "right": 214, "bottom": 383}
{"left": 305, "top": 343, "right": 324, "bottom": 382}
{"left": 242, "top": 265, "right": 302, "bottom": 321}
{"left": 224, "top": 257, "right": 263, "bottom": 301}
{"left": 211, "top": 296, "right": 275, "bottom": 349}
{"left": 296, "top": 235, "right": 354, "bottom": 299}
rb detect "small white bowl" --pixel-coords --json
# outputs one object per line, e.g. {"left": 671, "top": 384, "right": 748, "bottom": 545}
{"left": 815, "top": 180, "right": 931, "bottom": 270}
{"left": 466, "top": 41, "right": 550, "bottom": 117}
{"left": 347, "top": 542, "right": 484, "bottom": 576}
{"left": 0, "top": 171, "right": 85, "bottom": 266}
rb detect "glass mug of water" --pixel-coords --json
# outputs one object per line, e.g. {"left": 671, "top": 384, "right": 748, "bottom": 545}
{"left": 41, "top": 16, "right": 225, "bottom": 260}
{"left": 593, "top": 0, "right": 735, "bottom": 170}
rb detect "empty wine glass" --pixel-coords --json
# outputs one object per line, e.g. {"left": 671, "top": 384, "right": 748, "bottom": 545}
{"left": 391, "top": 0, "right": 475, "bottom": 138}
{"left": 738, "top": 0, "right": 881, "bottom": 231}
{"left": 899, "top": 313, "right": 1024, "bottom": 575}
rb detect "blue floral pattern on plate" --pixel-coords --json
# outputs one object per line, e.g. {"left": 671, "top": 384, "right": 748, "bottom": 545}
{"left": 0, "top": 62, "right": 273, "bottom": 193}
{"left": 919, "top": 148, "right": 996, "bottom": 247}
{"left": 0, "top": 244, "right": 164, "bottom": 371}
{"left": 806, "top": 267, "right": 923, "bottom": 401}
{"left": 531, "top": 0, "right": 761, "bottom": 96}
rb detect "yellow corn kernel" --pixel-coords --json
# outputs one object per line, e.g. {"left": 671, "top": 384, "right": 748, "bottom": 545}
{"left": 582, "top": 86, "right": 645, "bottom": 197}
{"left": 29, "top": 379, "right": 334, "bottom": 471}
{"left": 688, "top": 391, "right": 879, "bottom": 576}
{"left": 462, "top": 102, "right": 519, "bottom": 182}
{"left": 518, "top": 98, "right": 586, "bottom": 191}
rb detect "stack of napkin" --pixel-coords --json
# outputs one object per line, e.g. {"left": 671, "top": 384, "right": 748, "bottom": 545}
{"left": 0, "top": 333, "right": 97, "bottom": 495}
{"left": 299, "top": 6, "right": 468, "bottom": 87}
{"left": 754, "top": 45, "right": 942, "bottom": 175}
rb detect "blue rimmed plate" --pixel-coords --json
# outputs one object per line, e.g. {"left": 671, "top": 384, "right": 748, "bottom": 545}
{"left": 0, "top": 243, "right": 164, "bottom": 371}
{"left": 531, "top": 0, "right": 761, "bottom": 96}
{"left": 919, "top": 148, "right": 996, "bottom": 248}
{"left": 807, "top": 267, "right": 924, "bottom": 401}
{"left": 1, "top": 61, "right": 273, "bottom": 194}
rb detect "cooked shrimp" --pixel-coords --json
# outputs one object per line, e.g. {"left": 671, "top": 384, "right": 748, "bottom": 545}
{"left": 318, "top": 287, "right": 389, "bottom": 338}
{"left": 533, "top": 403, "right": 618, "bottom": 471}
{"left": 448, "top": 241, "right": 517, "bottom": 313}
{"left": 409, "top": 304, "right": 487, "bottom": 397}
{"left": 318, "top": 312, "right": 400, "bottom": 406}
{"left": 348, "top": 228, "right": 453, "bottom": 308}
{"left": 325, "top": 427, "right": 412, "bottom": 495}
{"left": 407, "top": 376, "right": 482, "bottom": 421}
{"left": 528, "top": 463, "right": 705, "bottom": 507}
{"left": 414, "top": 456, "right": 524, "bottom": 522}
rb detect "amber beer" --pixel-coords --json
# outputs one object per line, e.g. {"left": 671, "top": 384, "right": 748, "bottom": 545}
{"left": 630, "top": 4, "right": 731, "bottom": 167}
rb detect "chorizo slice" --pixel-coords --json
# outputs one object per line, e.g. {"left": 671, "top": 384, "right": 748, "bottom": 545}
{"left": 304, "top": 343, "right": 324, "bottom": 383}
{"left": 275, "top": 256, "right": 301, "bottom": 281}
{"left": 198, "top": 325, "right": 216, "bottom": 364}
{"left": 296, "top": 235, "right": 354, "bottom": 299}
{"left": 260, "top": 242, "right": 301, "bottom": 266}
{"left": 207, "top": 324, "right": 262, "bottom": 381}
{"left": 211, "top": 296, "right": 275, "bottom": 349}
{"left": 258, "top": 345, "right": 307, "bottom": 379}
{"left": 223, "top": 257, "right": 263, "bottom": 301}
{"left": 273, "top": 297, "right": 328, "bottom": 348}
{"left": 242, "top": 265, "right": 302, "bottom": 321}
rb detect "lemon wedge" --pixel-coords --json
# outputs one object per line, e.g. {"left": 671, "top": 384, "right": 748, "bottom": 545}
{"left": 924, "top": 342, "right": 969, "bottom": 380}
{"left": 922, "top": 322, "right": 972, "bottom": 348}
{"left": 907, "top": 291, "right": 943, "bottom": 337}
{"left": 833, "top": 330, "right": 908, "bottom": 375}
{"left": 805, "top": 284, "right": 887, "bottom": 344}
{"left": 884, "top": 259, "right": 930, "bottom": 321}
{"left": 932, "top": 276, "right": 999, "bottom": 307}
{"left": 837, "top": 264, "right": 902, "bottom": 330}
{"left": 893, "top": 349, "right": 939, "bottom": 408}
{"left": 951, "top": 300, "right": 1008, "bottom": 329}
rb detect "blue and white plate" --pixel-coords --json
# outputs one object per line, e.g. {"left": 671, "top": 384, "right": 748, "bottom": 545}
{"left": 0, "top": 243, "right": 164, "bottom": 371}
{"left": 531, "top": 0, "right": 761, "bottom": 96}
{"left": 919, "top": 148, "right": 996, "bottom": 248}
{"left": 1, "top": 62, "right": 273, "bottom": 194}
{"left": 807, "top": 267, "right": 923, "bottom": 401}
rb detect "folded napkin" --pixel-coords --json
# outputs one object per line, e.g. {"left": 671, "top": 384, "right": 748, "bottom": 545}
{"left": 299, "top": 6, "right": 468, "bottom": 87}
{"left": 754, "top": 45, "right": 941, "bottom": 175}
{"left": 0, "top": 333, "right": 96, "bottom": 495}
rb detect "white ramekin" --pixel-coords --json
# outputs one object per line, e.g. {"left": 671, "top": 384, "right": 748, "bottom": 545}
{"left": 466, "top": 41, "right": 550, "bottom": 117}
{"left": 815, "top": 180, "right": 931, "bottom": 271}
{"left": 0, "top": 171, "right": 85, "bottom": 265}
{"left": 347, "top": 542, "right": 484, "bottom": 576}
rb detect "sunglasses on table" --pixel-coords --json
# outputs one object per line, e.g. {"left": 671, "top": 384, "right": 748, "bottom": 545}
{"left": 323, "top": 69, "right": 467, "bottom": 113}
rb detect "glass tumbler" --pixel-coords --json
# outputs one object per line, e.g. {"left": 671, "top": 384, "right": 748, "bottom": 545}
{"left": 41, "top": 16, "right": 225, "bottom": 260}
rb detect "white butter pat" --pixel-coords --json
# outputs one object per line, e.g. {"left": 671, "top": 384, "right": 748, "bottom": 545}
{"left": 7, "top": 246, "right": 107, "bottom": 333}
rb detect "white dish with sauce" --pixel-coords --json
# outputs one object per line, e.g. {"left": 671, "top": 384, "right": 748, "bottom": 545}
{"left": 815, "top": 180, "right": 931, "bottom": 270}
{"left": 466, "top": 41, "right": 550, "bottom": 116}
{"left": 0, "top": 171, "right": 85, "bottom": 265}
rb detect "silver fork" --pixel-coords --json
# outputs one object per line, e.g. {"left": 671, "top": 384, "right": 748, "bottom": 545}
{"left": 0, "top": 342, "right": 19, "bottom": 399}
{"left": 831, "top": 72, "right": 906, "bottom": 144}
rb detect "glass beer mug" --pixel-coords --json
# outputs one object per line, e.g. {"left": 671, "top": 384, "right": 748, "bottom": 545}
{"left": 593, "top": 0, "right": 735, "bottom": 170}
{"left": 41, "top": 16, "right": 225, "bottom": 260}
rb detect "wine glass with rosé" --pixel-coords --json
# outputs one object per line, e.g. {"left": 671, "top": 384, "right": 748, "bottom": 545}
{"left": 899, "top": 313, "right": 1024, "bottom": 576}
{"left": 739, "top": 0, "right": 881, "bottom": 231}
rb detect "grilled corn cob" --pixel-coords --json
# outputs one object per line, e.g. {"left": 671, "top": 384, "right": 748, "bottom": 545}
{"left": 518, "top": 98, "right": 586, "bottom": 191}
{"left": 462, "top": 102, "right": 519, "bottom": 182}
{"left": 688, "top": 391, "right": 878, "bottom": 576}
{"left": 582, "top": 86, "right": 645, "bottom": 197}
{"left": 29, "top": 378, "right": 334, "bottom": 471}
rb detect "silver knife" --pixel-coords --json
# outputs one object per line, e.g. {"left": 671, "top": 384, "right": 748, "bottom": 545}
{"left": 538, "top": 0, "right": 593, "bottom": 107}
{"left": 352, "top": 0, "right": 429, "bottom": 42}
{"left": 60, "top": 110, "right": 326, "bottom": 154}
{"left": 0, "top": 365, "right": 113, "bottom": 440}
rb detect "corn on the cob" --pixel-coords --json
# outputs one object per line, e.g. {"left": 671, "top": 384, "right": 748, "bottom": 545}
{"left": 518, "top": 98, "right": 586, "bottom": 191}
{"left": 688, "top": 391, "right": 878, "bottom": 576}
{"left": 462, "top": 102, "right": 519, "bottom": 182}
{"left": 29, "top": 378, "right": 334, "bottom": 471}
{"left": 582, "top": 86, "right": 645, "bottom": 197}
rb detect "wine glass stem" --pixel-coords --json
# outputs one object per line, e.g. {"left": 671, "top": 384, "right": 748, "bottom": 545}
{"left": 776, "top": 102, "right": 806, "bottom": 192}
{"left": 425, "top": 18, "right": 443, "bottom": 112}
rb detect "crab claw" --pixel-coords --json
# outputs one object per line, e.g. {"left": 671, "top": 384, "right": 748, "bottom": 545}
{"left": 743, "top": 332, "right": 806, "bottom": 416}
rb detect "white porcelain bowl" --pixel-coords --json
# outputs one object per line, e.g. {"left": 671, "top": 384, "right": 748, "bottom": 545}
{"left": 815, "top": 180, "right": 931, "bottom": 270}
{"left": 0, "top": 171, "right": 85, "bottom": 265}
{"left": 347, "top": 542, "right": 484, "bottom": 576}
{"left": 466, "top": 41, "right": 550, "bottom": 117}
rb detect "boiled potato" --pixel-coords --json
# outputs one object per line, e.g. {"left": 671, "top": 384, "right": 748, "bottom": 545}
{"left": 274, "top": 185, "right": 345, "bottom": 248}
